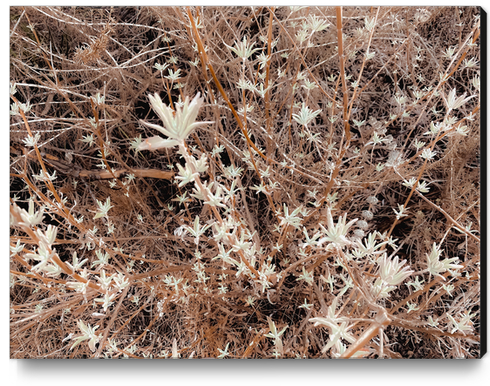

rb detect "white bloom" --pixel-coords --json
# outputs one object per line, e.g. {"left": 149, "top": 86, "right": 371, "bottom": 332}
{"left": 420, "top": 148, "right": 437, "bottom": 160}
{"left": 22, "top": 133, "right": 41, "bottom": 147}
{"left": 444, "top": 88, "right": 475, "bottom": 111}
{"left": 378, "top": 254, "right": 413, "bottom": 287}
{"left": 371, "top": 253, "right": 413, "bottom": 299}
{"left": 70, "top": 320, "right": 102, "bottom": 352}
{"left": 13, "top": 199, "right": 44, "bottom": 227}
{"left": 447, "top": 311, "right": 475, "bottom": 334}
{"left": 94, "top": 197, "right": 113, "bottom": 219}
{"left": 309, "top": 298, "right": 356, "bottom": 353}
{"left": 225, "top": 36, "right": 261, "bottom": 60}
{"left": 426, "top": 243, "right": 463, "bottom": 279}
{"left": 317, "top": 208, "right": 357, "bottom": 249}
{"left": 139, "top": 93, "right": 213, "bottom": 149}
{"left": 292, "top": 102, "right": 321, "bottom": 127}
{"left": 137, "top": 136, "right": 180, "bottom": 151}
{"left": 393, "top": 204, "right": 409, "bottom": 220}
{"left": 278, "top": 204, "right": 303, "bottom": 230}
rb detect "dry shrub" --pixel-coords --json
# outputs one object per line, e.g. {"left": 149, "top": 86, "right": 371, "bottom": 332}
{"left": 10, "top": 6, "right": 481, "bottom": 359}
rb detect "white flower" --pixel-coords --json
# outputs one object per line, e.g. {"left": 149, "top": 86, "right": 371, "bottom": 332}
{"left": 371, "top": 254, "right": 413, "bottom": 299}
{"left": 426, "top": 243, "right": 463, "bottom": 279}
{"left": 403, "top": 177, "right": 417, "bottom": 188}
{"left": 70, "top": 320, "right": 102, "bottom": 352}
{"left": 292, "top": 102, "right": 321, "bottom": 127}
{"left": 10, "top": 82, "right": 16, "bottom": 96}
{"left": 95, "top": 292, "right": 116, "bottom": 312}
{"left": 264, "top": 319, "right": 288, "bottom": 356}
{"left": 365, "top": 16, "right": 376, "bottom": 31}
{"left": 92, "top": 250, "right": 110, "bottom": 267}
{"left": 36, "top": 224, "right": 58, "bottom": 248}
{"left": 22, "top": 133, "right": 41, "bottom": 147}
{"left": 225, "top": 36, "right": 261, "bottom": 60}
{"left": 447, "top": 311, "right": 475, "bottom": 334}
{"left": 309, "top": 298, "right": 356, "bottom": 353}
{"left": 444, "top": 88, "right": 475, "bottom": 111}
{"left": 174, "top": 163, "right": 198, "bottom": 187}
{"left": 182, "top": 216, "right": 211, "bottom": 245}
{"left": 416, "top": 181, "right": 430, "bottom": 193}
{"left": 278, "top": 204, "right": 303, "bottom": 230}
{"left": 317, "top": 208, "right": 357, "bottom": 249}
{"left": 454, "top": 124, "right": 470, "bottom": 136}
{"left": 217, "top": 343, "right": 231, "bottom": 359}
{"left": 25, "top": 243, "right": 55, "bottom": 273}
{"left": 296, "top": 266, "right": 314, "bottom": 285}
{"left": 139, "top": 93, "right": 212, "bottom": 150}
{"left": 378, "top": 254, "right": 413, "bottom": 286}
{"left": 354, "top": 232, "right": 386, "bottom": 257}
{"left": 299, "top": 298, "right": 314, "bottom": 310}
{"left": 165, "top": 68, "right": 182, "bottom": 82}
{"left": 9, "top": 240, "right": 25, "bottom": 257}
{"left": 393, "top": 204, "right": 409, "bottom": 220}
{"left": 93, "top": 197, "right": 113, "bottom": 219}
{"left": 13, "top": 199, "right": 44, "bottom": 227}
{"left": 305, "top": 14, "right": 330, "bottom": 32}
{"left": 154, "top": 62, "right": 169, "bottom": 72}
{"left": 420, "top": 148, "right": 437, "bottom": 161}
{"left": 137, "top": 136, "right": 180, "bottom": 151}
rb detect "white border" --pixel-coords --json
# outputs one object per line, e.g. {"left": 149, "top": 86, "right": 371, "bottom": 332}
{"left": 4, "top": 2, "right": 488, "bottom": 385}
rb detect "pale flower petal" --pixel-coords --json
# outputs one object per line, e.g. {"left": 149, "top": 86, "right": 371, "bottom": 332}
{"left": 141, "top": 92, "right": 213, "bottom": 143}
{"left": 137, "top": 136, "right": 180, "bottom": 151}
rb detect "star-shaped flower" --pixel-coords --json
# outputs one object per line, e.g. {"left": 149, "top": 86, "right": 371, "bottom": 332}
{"left": 139, "top": 93, "right": 213, "bottom": 150}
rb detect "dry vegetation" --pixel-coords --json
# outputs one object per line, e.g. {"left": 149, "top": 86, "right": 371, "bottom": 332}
{"left": 9, "top": 6, "right": 481, "bottom": 359}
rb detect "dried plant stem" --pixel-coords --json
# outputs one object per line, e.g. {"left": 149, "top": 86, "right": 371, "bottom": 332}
{"left": 335, "top": 6, "right": 352, "bottom": 146}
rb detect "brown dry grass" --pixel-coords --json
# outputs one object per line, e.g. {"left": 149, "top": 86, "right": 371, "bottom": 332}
{"left": 9, "top": 6, "right": 481, "bottom": 359}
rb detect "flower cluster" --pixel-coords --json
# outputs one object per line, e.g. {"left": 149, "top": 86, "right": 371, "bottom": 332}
{"left": 139, "top": 93, "right": 212, "bottom": 150}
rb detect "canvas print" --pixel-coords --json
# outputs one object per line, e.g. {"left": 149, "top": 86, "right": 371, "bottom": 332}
{"left": 9, "top": 6, "right": 483, "bottom": 359}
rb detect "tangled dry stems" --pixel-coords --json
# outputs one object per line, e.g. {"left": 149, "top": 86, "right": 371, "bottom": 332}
{"left": 10, "top": 6, "right": 481, "bottom": 359}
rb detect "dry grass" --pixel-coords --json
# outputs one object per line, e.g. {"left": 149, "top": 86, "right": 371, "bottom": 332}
{"left": 10, "top": 6, "right": 481, "bottom": 359}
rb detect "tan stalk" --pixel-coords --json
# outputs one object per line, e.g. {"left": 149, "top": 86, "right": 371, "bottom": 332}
{"left": 335, "top": 6, "right": 352, "bottom": 147}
